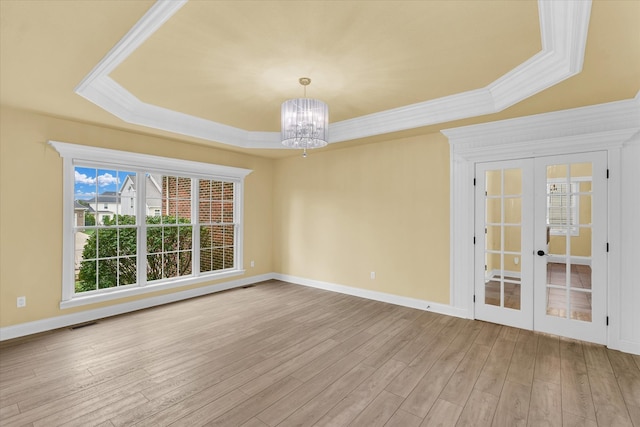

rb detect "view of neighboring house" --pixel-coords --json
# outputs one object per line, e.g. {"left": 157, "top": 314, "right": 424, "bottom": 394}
{"left": 119, "top": 173, "right": 163, "bottom": 217}
{"left": 81, "top": 191, "right": 120, "bottom": 225}
{"left": 73, "top": 200, "right": 94, "bottom": 226}
{"left": 78, "top": 173, "right": 163, "bottom": 225}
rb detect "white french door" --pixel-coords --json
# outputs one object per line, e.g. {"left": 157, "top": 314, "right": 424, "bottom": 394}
{"left": 475, "top": 152, "right": 608, "bottom": 344}
{"left": 475, "top": 159, "right": 534, "bottom": 330}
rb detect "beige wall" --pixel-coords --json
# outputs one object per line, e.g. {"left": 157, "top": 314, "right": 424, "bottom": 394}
{"left": 0, "top": 107, "right": 274, "bottom": 327}
{"left": 273, "top": 134, "right": 451, "bottom": 304}
{"left": 0, "top": 106, "right": 452, "bottom": 330}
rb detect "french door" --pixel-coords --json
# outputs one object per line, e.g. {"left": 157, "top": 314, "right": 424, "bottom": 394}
{"left": 475, "top": 152, "right": 608, "bottom": 344}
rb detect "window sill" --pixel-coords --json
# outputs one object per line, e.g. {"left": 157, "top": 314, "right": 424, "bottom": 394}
{"left": 60, "top": 269, "right": 245, "bottom": 309}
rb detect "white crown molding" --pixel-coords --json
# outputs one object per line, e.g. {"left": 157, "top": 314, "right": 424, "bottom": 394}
{"left": 443, "top": 94, "right": 640, "bottom": 159}
{"left": 75, "top": 0, "right": 189, "bottom": 94}
{"left": 76, "top": 0, "right": 593, "bottom": 149}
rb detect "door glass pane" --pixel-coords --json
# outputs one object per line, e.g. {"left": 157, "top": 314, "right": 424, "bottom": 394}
{"left": 579, "top": 193, "right": 592, "bottom": 223}
{"left": 504, "top": 226, "right": 521, "bottom": 253}
{"left": 546, "top": 287, "right": 566, "bottom": 318}
{"left": 547, "top": 164, "right": 567, "bottom": 180}
{"left": 504, "top": 282, "right": 521, "bottom": 310}
{"left": 485, "top": 278, "right": 501, "bottom": 307}
{"left": 548, "top": 234, "right": 566, "bottom": 255}
{"left": 573, "top": 264, "right": 592, "bottom": 290}
{"left": 570, "top": 290, "right": 592, "bottom": 321}
{"left": 485, "top": 252, "right": 501, "bottom": 279}
{"left": 570, "top": 162, "right": 592, "bottom": 179}
{"left": 486, "top": 198, "right": 501, "bottom": 223}
{"left": 486, "top": 226, "right": 501, "bottom": 251}
{"left": 504, "top": 198, "right": 521, "bottom": 224}
{"left": 504, "top": 169, "right": 522, "bottom": 195}
{"left": 486, "top": 170, "right": 501, "bottom": 196}
{"left": 571, "top": 227, "right": 591, "bottom": 257}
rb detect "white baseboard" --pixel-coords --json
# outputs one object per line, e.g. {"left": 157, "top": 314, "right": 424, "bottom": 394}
{"left": 613, "top": 340, "right": 640, "bottom": 356}
{"left": 0, "top": 273, "right": 275, "bottom": 341}
{"left": 0, "top": 272, "right": 480, "bottom": 342}
{"left": 548, "top": 255, "right": 592, "bottom": 266}
{"left": 3, "top": 271, "right": 638, "bottom": 355}
{"left": 274, "top": 273, "right": 469, "bottom": 319}
{"left": 486, "top": 269, "right": 522, "bottom": 281}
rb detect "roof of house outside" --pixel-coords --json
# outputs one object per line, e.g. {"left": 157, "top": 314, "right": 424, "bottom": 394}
{"left": 74, "top": 200, "right": 95, "bottom": 212}
{"left": 83, "top": 191, "right": 120, "bottom": 204}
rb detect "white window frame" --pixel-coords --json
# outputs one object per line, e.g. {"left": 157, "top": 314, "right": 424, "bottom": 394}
{"left": 50, "top": 141, "right": 252, "bottom": 309}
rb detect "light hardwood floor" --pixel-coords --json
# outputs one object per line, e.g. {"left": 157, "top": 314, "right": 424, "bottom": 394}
{"left": 1, "top": 280, "right": 639, "bottom": 426}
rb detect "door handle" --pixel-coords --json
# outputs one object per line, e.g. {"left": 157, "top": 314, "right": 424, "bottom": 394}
{"left": 537, "top": 250, "right": 546, "bottom": 256}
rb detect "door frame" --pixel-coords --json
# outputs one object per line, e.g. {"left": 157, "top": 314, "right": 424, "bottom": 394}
{"left": 443, "top": 100, "right": 636, "bottom": 348}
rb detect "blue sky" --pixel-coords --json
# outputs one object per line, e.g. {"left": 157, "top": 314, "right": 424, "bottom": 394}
{"left": 74, "top": 167, "right": 134, "bottom": 201}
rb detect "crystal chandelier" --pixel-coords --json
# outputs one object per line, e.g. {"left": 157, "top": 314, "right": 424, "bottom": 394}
{"left": 281, "top": 77, "right": 328, "bottom": 157}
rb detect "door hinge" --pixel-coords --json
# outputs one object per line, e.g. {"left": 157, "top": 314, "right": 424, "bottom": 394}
{"left": 473, "top": 178, "right": 476, "bottom": 186}
{"left": 606, "top": 316, "right": 609, "bottom": 326}
{"left": 473, "top": 295, "right": 476, "bottom": 303}
{"left": 484, "top": 265, "right": 487, "bottom": 271}
{"left": 473, "top": 236, "right": 476, "bottom": 245}
{"left": 607, "top": 242, "right": 610, "bottom": 252}
{"left": 606, "top": 169, "right": 610, "bottom": 179}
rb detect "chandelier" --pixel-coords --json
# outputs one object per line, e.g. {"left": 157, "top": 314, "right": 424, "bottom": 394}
{"left": 281, "top": 77, "right": 328, "bottom": 157}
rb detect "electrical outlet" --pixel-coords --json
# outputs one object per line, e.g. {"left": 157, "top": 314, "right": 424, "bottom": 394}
{"left": 370, "top": 271, "right": 376, "bottom": 280}
{"left": 250, "top": 260, "right": 255, "bottom": 268}
{"left": 17, "top": 296, "right": 26, "bottom": 308}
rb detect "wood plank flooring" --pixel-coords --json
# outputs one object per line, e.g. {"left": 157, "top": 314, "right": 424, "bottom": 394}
{"left": 1, "top": 280, "right": 638, "bottom": 426}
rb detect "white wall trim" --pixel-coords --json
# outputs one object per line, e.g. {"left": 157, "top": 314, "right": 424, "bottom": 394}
{"left": 5, "top": 269, "right": 638, "bottom": 355}
{"left": 547, "top": 255, "right": 592, "bottom": 266}
{"left": 49, "top": 140, "right": 253, "bottom": 179}
{"left": 1, "top": 272, "right": 470, "bottom": 342}
{"left": 274, "top": 273, "right": 469, "bottom": 320}
{"left": 486, "top": 270, "right": 522, "bottom": 281}
{"left": 615, "top": 340, "right": 640, "bottom": 356}
{"left": 0, "top": 273, "right": 275, "bottom": 342}
{"left": 75, "top": 0, "right": 592, "bottom": 149}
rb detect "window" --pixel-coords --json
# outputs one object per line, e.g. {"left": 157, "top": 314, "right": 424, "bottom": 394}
{"left": 547, "top": 180, "right": 580, "bottom": 235}
{"left": 51, "top": 141, "right": 252, "bottom": 308}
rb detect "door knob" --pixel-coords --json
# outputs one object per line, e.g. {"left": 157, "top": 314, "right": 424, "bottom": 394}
{"left": 537, "top": 250, "right": 546, "bottom": 256}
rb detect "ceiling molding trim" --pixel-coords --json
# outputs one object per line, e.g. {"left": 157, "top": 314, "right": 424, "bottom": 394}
{"left": 330, "top": 88, "right": 495, "bottom": 143}
{"left": 75, "top": 0, "right": 593, "bottom": 149}
{"left": 487, "top": 0, "right": 592, "bottom": 110}
{"left": 75, "top": 0, "right": 188, "bottom": 94}
{"left": 442, "top": 95, "right": 640, "bottom": 159}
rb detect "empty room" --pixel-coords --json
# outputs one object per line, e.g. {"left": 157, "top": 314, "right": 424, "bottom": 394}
{"left": 1, "top": 0, "right": 639, "bottom": 426}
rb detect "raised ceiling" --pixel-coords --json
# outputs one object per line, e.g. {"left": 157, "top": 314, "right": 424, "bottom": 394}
{"left": 110, "top": 0, "right": 540, "bottom": 131}
{"left": 1, "top": 1, "right": 638, "bottom": 157}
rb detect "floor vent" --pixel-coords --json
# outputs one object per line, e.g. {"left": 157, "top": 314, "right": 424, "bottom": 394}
{"left": 70, "top": 321, "right": 97, "bottom": 330}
